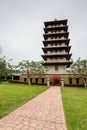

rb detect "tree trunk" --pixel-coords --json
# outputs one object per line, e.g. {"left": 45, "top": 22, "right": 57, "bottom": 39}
{"left": 83, "top": 79, "right": 87, "bottom": 88}
{"left": 27, "top": 77, "right": 31, "bottom": 85}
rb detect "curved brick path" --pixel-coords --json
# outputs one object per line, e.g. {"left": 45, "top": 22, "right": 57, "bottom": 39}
{"left": 0, "top": 87, "right": 67, "bottom": 130}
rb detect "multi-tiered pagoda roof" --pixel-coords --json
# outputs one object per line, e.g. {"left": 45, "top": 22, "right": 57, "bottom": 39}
{"left": 42, "top": 19, "right": 72, "bottom": 69}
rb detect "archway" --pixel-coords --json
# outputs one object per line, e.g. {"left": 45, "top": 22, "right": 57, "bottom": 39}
{"left": 50, "top": 75, "right": 61, "bottom": 86}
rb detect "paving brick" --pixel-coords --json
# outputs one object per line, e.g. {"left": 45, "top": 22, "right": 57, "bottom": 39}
{"left": 0, "top": 87, "right": 67, "bottom": 130}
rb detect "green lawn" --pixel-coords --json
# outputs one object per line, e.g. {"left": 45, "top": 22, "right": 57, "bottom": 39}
{"left": 61, "top": 87, "right": 87, "bottom": 130}
{"left": 0, "top": 82, "right": 48, "bottom": 119}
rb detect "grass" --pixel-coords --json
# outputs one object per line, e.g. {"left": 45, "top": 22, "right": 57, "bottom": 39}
{"left": 61, "top": 87, "right": 87, "bottom": 130}
{"left": 0, "top": 82, "right": 48, "bottom": 119}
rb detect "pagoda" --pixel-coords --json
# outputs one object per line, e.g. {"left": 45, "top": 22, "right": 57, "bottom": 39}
{"left": 42, "top": 19, "right": 72, "bottom": 75}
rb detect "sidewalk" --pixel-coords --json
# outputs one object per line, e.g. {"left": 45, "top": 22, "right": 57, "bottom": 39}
{"left": 0, "top": 87, "right": 67, "bottom": 130}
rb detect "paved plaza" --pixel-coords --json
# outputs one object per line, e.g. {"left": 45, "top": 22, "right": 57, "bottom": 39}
{"left": 0, "top": 87, "right": 67, "bottom": 130}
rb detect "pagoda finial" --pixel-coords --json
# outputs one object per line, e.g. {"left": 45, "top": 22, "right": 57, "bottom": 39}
{"left": 54, "top": 18, "right": 58, "bottom": 21}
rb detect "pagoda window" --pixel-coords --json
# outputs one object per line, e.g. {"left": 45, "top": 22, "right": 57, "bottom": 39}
{"left": 69, "top": 78, "right": 72, "bottom": 84}
{"left": 24, "top": 78, "right": 27, "bottom": 82}
{"left": 41, "top": 78, "right": 44, "bottom": 84}
{"left": 55, "top": 37, "right": 57, "bottom": 39}
{"left": 76, "top": 78, "right": 79, "bottom": 84}
{"left": 59, "top": 50, "right": 62, "bottom": 52}
{"left": 54, "top": 30, "right": 57, "bottom": 33}
{"left": 58, "top": 36, "right": 61, "bottom": 39}
{"left": 55, "top": 24, "right": 57, "bottom": 27}
{"left": 60, "top": 57, "right": 63, "bottom": 59}
{"left": 55, "top": 65, "right": 58, "bottom": 71}
{"left": 50, "top": 50, "right": 53, "bottom": 52}
{"left": 30, "top": 78, "right": 32, "bottom": 83}
{"left": 13, "top": 75, "right": 20, "bottom": 80}
{"left": 35, "top": 78, "right": 38, "bottom": 84}
{"left": 59, "top": 43, "right": 61, "bottom": 45}
{"left": 55, "top": 50, "right": 57, "bottom": 52}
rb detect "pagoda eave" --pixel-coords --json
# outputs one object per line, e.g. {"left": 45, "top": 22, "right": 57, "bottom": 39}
{"left": 44, "top": 26, "right": 68, "bottom": 32}
{"left": 43, "top": 39, "right": 70, "bottom": 45}
{"left": 41, "top": 53, "right": 72, "bottom": 57}
{"left": 42, "top": 61, "right": 72, "bottom": 65}
{"left": 42, "top": 46, "right": 71, "bottom": 51}
{"left": 44, "top": 19, "right": 67, "bottom": 27}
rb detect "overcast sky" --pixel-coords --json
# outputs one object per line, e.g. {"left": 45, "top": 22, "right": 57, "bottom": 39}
{"left": 0, "top": 0, "right": 87, "bottom": 64}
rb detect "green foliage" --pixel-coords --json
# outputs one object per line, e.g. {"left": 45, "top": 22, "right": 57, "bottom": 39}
{"left": 17, "top": 60, "right": 47, "bottom": 75}
{"left": 7, "top": 62, "right": 20, "bottom": 76}
{"left": 0, "top": 82, "right": 48, "bottom": 119}
{"left": 17, "top": 60, "right": 48, "bottom": 85}
{"left": 0, "top": 58, "right": 19, "bottom": 81}
{"left": 0, "top": 58, "right": 7, "bottom": 80}
{"left": 61, "top": 87, "right": 87, "bottom": 130}
{"left": 67, "top": 58, "right": 87, "bottom": 87}
{"left": 68, "top": 58, "right": 87, "bottom": 77}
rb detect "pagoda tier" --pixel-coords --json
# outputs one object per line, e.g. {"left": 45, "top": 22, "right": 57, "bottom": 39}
{"left": 41, "top": 53, "right": 72, "bottom": 60}
{"left": 41, "top": 19, "right": 72, "bottom": 74}
{"left": 43, "top": 39, "right": 70, "bottom": 46}
{"left": 43, "top": 32, "right": 69, "bottom": 40}
{"left": 42, "top": 61, "right": 72, "bottom": 66}
{"left": 44, "top": 26, "right": 68, "bottom": 33}
{"left": 44, "top": 19, "right": 67, "bottom": 27}
{"left": 42, "top": 46, "right": 71, "bottom": 53}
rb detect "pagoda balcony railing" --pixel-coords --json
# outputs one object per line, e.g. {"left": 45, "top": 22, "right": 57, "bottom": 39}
{"left": 46, "top": 38, "right": 67, "bottom": 41}
{"left": 46, "top": 24, "right": 65, "bottom": 28}
{"left": 47, "top": 30, "right": 65, "bottom": 34}
{"left": 47, "top": 52, "right": 68, "bottom": 55}
{"left": 45, "top": 45, "right": 67, "bottom": 48}
{"left": 46, "top": 59, "right": 69, "bottom": 62}
{"left": 43, "top": 60, "right": 71, "bottom": 64}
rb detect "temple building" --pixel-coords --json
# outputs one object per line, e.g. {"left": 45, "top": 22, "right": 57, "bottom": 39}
{"left": 11, "top": 19, "right": 83, "bottom": 86}
{"left": 42, "top": 19, "right": 72, "bottom": 74}
{"left": 40, "top": 19, "right": 72, "bottom": 85}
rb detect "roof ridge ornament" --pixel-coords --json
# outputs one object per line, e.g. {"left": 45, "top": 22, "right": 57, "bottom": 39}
{"left": 54, "top": 18, "right": 58, "bottom": 21}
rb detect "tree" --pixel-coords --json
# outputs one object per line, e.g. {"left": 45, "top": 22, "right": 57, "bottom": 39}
{"left": 0, "top": 46, "right": 2, "bottom": 56}
{"left": 7, "top": 60, "right": 20, "bottom": 79}
{"left": 17, "top": 60, "right": 47, "bottom": 85}
{"left": 0, "top": 47, "right": 15, "bottom": 81}
{"left": 67, "top": 58, "right": 87, "bottom": 88}
{"left": 0, "top": 58, "right": 7, "bottom": 81}
{"left": 0, "top": 47, "right": 7, "bottom": 81}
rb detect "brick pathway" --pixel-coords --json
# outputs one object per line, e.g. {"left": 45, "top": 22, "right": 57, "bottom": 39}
{"left": 0, "top": 87, "right": 67, "bottom": 130}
